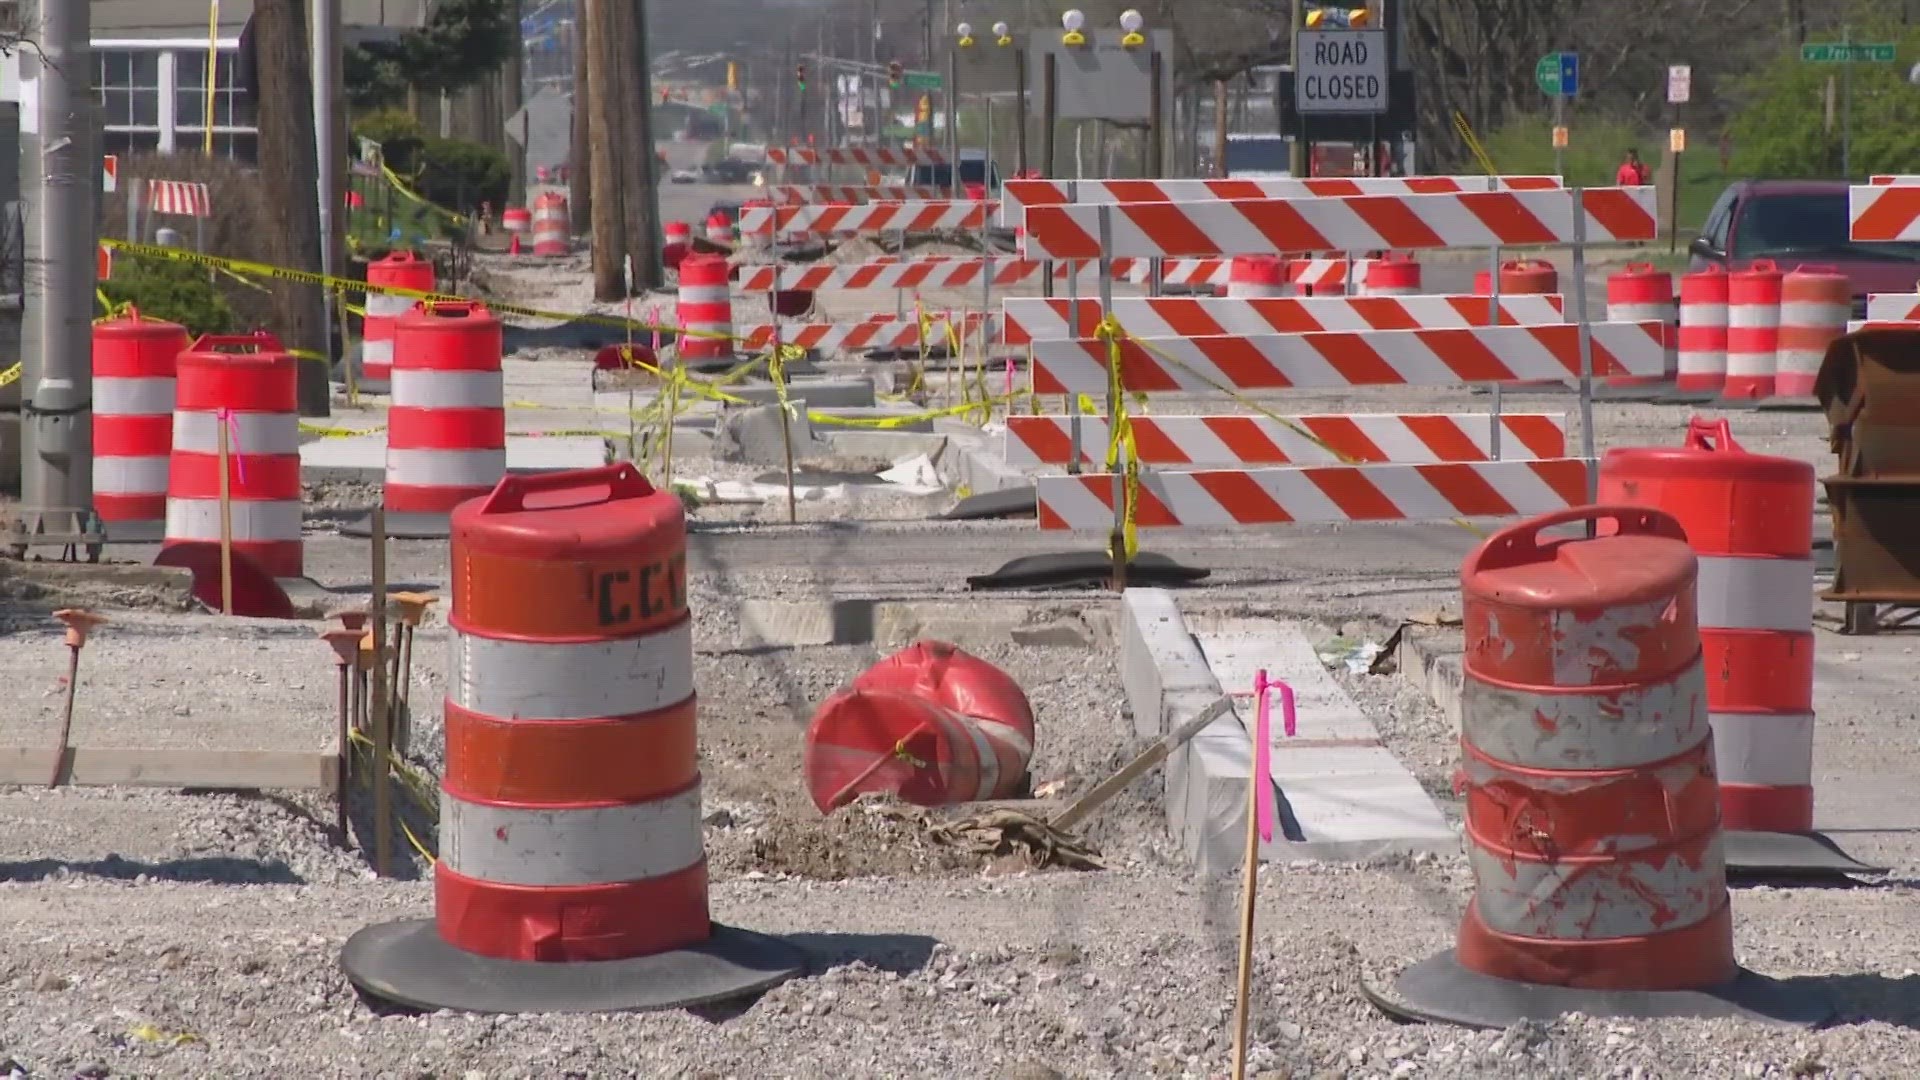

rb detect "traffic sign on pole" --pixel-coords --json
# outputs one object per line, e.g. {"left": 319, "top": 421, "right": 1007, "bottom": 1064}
{"left": 1536, "top": 52, "right": 1578, "bottom": 97}
{"left": 904, "top": 70, "right": 943, "bottom": 91}
{"left": 1801, "top": 43, "right": 1896, "bottom": 63}
{"left": 1667, "top": 65, "right": 1691, "bottom": 104}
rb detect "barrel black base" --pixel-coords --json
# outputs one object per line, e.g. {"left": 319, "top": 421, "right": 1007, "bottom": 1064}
{"left": 340, "top": 918, "right": 807, "bottom": 1015}
{"left": 339, "top": 510, "right": 456, "bottom": 541}
{"left": 967, "top": 549, "right": 1210, "bottom": 591}
{"left": 1724, "top": 828, "right": 1885, "bottom": 879}
{"left": 1364, "top": 950, "right": 1832, "bottom": 1031}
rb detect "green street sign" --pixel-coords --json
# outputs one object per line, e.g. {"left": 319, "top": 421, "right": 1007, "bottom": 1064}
{"left": 1801, "top": 42, "right": 1896, "bottom": 63}
{"left": 708, "top": 103, "right": 728, "bottom": 116}
{"left": 1534, "top": 55, "right": 1560, "bottom": 96}
{"left": 904, "top": 70, "right": 943, "bottom": 91}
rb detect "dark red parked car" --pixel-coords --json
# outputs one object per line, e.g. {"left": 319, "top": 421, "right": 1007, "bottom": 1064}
{"left": 1690, "top": 179, "right": 1920, "bottom": 316}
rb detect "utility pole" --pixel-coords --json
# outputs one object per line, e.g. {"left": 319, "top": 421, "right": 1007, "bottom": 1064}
{"left": 12, "top": 0, "right": 98, "bottom": 553}
{"left": 569, "top": 14, "right": 592, "bottom": 230}
{"left": 312, "top": 0, "right": 341, "bottom": 357}
{"left": 1287, "top": 7, "right": 1306, "bottom": 177}
{"left": 585, "top": 0, "right": 628, "bottom": 301}
{"left": 254, "top": 0, "right": 330, "bottom": 415}
{"left": 504, "top": 0, "right": 527, "bottom": 206}
{"left": 617, "top": 0, "right": 662, "bottom": 290}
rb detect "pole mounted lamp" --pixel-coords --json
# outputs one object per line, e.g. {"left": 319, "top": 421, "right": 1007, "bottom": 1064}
{"left": 956, "top": 21, "right": 975, "bottom": 47}
{"left": 994, "top": 21, "right": 1013, "bottom": 47}
{"left": 1061, "top": 9, "right": 1087, "bottom": 46}
{"left": 1119, "top": 9, "right": 1146, "bottom": 48}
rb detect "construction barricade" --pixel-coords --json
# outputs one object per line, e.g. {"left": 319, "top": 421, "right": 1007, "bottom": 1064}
{"left": 1375, "top": 505, "right": 1829, "bottom": 1028}
{"left": 162, "top": 333, "right": 302, "bottom": 580}
{"left": 1675, "top": 265, "right": 1730, "bottom": 398}
{"left": 1724, "top": 260, "right": 1782, "bottom": 401}
{"left": 1600, "top": 263, "right": 1675, "bottom": 397}
{"left": 376, "top": 301, "right": 507, "bottom": 540}
{"left": 1008, "top": 185, "right": 1666, "bottom": 543}
{"left": 93, "top": 310, "right": 188, "bottom": 542}
{"left": 531, "top": 193, "right": 571, "bottom": 256}
{"left": 804, "top": 641, "right": 1036, "bottom": 812}
{"left": 1775, "top": 266, "right": 1849, "bottom": 403}
{"left": 362, "top": 251, "right": 436, "bottom": 389}
{"left": 340, "top": 464, "right": 804, "bottom": 1014}
{"left": 1599, "top": 418, "right": 1873, "bottom": 877}
{"left": 676, "top": 254, "right": 737, "bottom": 371}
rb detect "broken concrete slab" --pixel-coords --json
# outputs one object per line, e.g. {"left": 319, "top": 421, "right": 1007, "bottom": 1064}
{"left": 300, "top": 434, "right": 610, "bottom": 483}
{"left": 727, "top": 379, "right": 876, "bottom": 410}
{"left": 712, "top": 401, "right": 833, "bottom": 465}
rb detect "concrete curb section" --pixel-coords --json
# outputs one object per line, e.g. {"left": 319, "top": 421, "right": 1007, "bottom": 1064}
{"left": 1122, "top": 588, "right": 1457, "bottom": 874}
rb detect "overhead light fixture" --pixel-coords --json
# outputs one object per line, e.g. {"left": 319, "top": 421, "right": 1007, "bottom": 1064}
{"left": 1119, "top": 9, "right": 1146, "bottom": 48}
{"left": 993, "top": 21, "right": 1013, "bottom": 47}
{"left": 1061, "top": 9, "right": 1086, "bottom": 46}
{"left": 956, "top": 21, "right": 975, "bottom": 47}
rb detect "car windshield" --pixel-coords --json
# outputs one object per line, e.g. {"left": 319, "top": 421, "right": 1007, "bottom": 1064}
{"left": 1224, "top": 138, "right": 1288, "bottom": 174}
{"left": 1734, "top": 192, "right": 1920, "bottom": 262}
{"left": 912, "top": 161, "right": 992, "bottom": 188}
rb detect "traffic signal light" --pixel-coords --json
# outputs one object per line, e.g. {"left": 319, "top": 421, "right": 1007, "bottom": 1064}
{"left": 796, "top": 63, "right": 807, "bottom": 90}
{"left": 888, "top": 60, "right": 903, "bottom": 88}
{"left": 727, "top": 61, "right": 738, "bottom": 92}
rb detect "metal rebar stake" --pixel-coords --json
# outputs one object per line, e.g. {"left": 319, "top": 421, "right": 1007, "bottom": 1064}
{"left": 1569, "top": 187, "right": 1600, "bottom": 518}
{"left": 1488, "top": 174, "right": 1505, "bottom": 461}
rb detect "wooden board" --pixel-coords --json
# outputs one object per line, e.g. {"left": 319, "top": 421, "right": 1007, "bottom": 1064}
{"left": 0, "top": 747, "right": 341, "bottom": 793}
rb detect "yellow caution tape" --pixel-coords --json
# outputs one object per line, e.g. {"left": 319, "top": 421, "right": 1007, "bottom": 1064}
{"left": 126, "top": 1023, "right": 203, "bottom": 1047}
{"left": 0, "top": 363, "right": 18, "bottom": 388}
{"left": 380, "top": 162, "right": 466, "bottom": 225}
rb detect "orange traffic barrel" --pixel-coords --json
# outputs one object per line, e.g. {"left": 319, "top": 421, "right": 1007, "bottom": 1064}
{"left": 380, "top": 301, "right": 507, "bottom": 539}
{"left": 1360, "top": 253, "right": 1420, "bottom": 296}
{"left": 1474, "top": 259, "right": 1557, "bottom": 296}
{"left": 340, "top": 464, "right": 804, "bottom": 1013}
{"left": 1599, "top": 419, "right": 1876, "bottom": 877}
{"left": 805, "top": 641, "right": 1036, "bottom": 812}
{"left": 705, "top": 211, "right": 734, "bottom": 247}
{"left": 363, "top": 250, "right": 436, "bottom": 387}
{"left": 1724, "top": 259, "right": 1783, "bottom": 400}
{"left": 1775, "top": 265, "right": 1849, "bottom": 400}
{"left": 662, "top": 221, "right": 692, "bottom": 271}
{"left": 500, "top": 207, "right": 532, "bottom": 236}
{"left": 1604, "top": 264, "right": 1674, "bottom": 389}
{"left": 93, "top": 309, "right": 188, "bottom": 540}
{"left": 531, "top": 192, "right": 571, "bottom": 256}
{"left": 677, "top": 253, "right": 737, "bottom": 371}
{"left": 1676, "top": 265, "right": 1730, "bottom": 395}
{"left": 1377, "top": 505, "right": 1832, "bottom": 1028}
{"left": 1221, "top": 255, "right": 1286, "bottom": 298}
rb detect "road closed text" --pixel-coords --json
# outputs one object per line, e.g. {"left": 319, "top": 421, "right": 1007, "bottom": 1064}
{"left": 1298, "top": 31, "right": 1388, "bottom": 113}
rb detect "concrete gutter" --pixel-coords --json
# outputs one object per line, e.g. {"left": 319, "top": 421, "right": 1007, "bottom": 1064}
{"left": 1121, "top": 588, "right": 1457, "bottom": 873}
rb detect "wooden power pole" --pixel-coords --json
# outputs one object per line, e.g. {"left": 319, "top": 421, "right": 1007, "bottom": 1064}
{"left": 252, "top": 0, "right": 331, "bottom": 416}
{"left": 569, "top": 16, "right": 593, "bottom": 229}
{"left": 617, "top": 0, "right": 663, "bottom": 291}
{"left": 585, "top": 0, "right": 628, "bottom": 301}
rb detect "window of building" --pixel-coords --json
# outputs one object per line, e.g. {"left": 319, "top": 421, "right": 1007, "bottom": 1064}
{"left": 175, "top": 48, "right": 256, "bottom": 135}
{"left": 94, "top": 49, "right": 162, "bottom": 131}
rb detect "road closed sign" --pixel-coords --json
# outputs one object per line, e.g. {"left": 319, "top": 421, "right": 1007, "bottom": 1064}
{"left": 1297, "top": 29, "right": 1388, "bottom": 114}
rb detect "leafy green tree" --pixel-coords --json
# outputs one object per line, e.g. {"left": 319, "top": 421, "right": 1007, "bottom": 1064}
{"left": 101, "top": 260, "right": 237, "bottom": 338}
{"left": 344, "top": 0, "right": 518, "bottom": 111}
{"left": 1729, "top": 21, "right": 1920, "bottom": 180}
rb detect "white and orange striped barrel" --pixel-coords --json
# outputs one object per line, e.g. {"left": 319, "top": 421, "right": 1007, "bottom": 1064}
{"left": 440, "top": 464, "right": 708, "bottom": 962}
{"left": 1725, "top": 260, "right": 1782, "bottom": 399}
{"left": 1605, "top": 264, "right": 1675, "bottom": 388}
{"left": 705, "top": 212, "right": 734, "bottom": 247}
{"left": 1360, "top": 254, "right": 1420, "bottom": 296}
{"left": 1776, "top": 266, "right": 1850, "bottom": 398}
{"left": 163, "top": 335, "right": 303, "bottom": 579}
{"left": 531, "top": 192, "right": 571, "bottom": 256}
{"left": 1458, "top": 505, "right": 1733, "bottom": 991}
{"left": 500, "top": 207, "right": 532, "bottom": 236}
{"left": 676, "top": 253, "right": 734, "bottom": 366}
{"left": 1676, "top": 266, "right": 1730, "bottom": 393}
{"left": 1600, "top": 420, "right": 1818, "bottom": 834}
{"left": 386, "top": 301, "right": 506, "bottom": 516}
{"left": 364, "top": 251, "right": 437, "bottom": 385}
{"left": 1222, "top": 255, "right": 1286, "bottom": 298}
{"left": 804, "top": 641, "right": 1036, "bottom": 811}
{"left": 92, "top": 310, "right": 187, "bottom": 528}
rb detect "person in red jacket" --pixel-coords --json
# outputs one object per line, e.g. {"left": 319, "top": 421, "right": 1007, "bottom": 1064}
{"left": 1616, "top": 148, "right": 1651, "bottom": 186}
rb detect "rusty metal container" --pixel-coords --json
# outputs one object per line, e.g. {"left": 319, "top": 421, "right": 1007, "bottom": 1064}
{"left": 1814, "top": 327, "right": 1920, "bottom": 477}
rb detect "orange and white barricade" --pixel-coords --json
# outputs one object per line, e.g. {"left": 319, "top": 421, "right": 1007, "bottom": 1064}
{"left": 1724, "top": 261, "right": 1783, "bottom": 400}
{"left": 381, "top": 301, "right": 506, "bottom": 538}
{"left": 1380, "top": 505, "right": 1826, "bottom": 1028}
{"left": 340, "top": 465, "right": 804, "bottom": 1013}
{"left": 1603, "top": 263, "right": 1675, "bottom": 391}
{"left": 1005, "top": 413, "right": 1568, "bottom": 468}
{"left": 675, "top": 254, "right": 736, "bottom": 369}
{"left": 1775, "top": 266, "right": 1850, "bottom": 400}
{"left": 999, "top": 294, "right": 1566, "bottom": 344}
{"left": 531, "top": 192, "right": 571, "bottom": 256}
{"left": 1676, "top": 266, "right": 1730, "bottom": 395}
{"left": 362, "top": 251, "right": 436, "bottom": 387}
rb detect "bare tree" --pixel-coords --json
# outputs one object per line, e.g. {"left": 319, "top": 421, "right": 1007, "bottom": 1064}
{"left": 586, "top": 0, "right": 627, "bottom": 301}
{"left": 251, "top": 0, "right": 329, "bottom": 416}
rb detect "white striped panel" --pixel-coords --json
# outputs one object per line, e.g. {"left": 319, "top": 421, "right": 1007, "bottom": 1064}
{"left": 365, "top": 294, "right": 416, "bottom": 317}
{"left": 94, "top": 456, "right": 170, "bottom": 494}
{"left": 390, "top": 368, "right": 503, "bottom": 409}
{"left": 361, "top": 339, "right": 395, "bottom": 362}
{"left": 1035, "top": 460, "right": 1591, "bottom": 530}
{"left": 1002, "top": 295, "right": 1567, "bottom": 340}
{"left": 1463, "top": 658, "right": 1708, "bottom": 770}
{"left": 1711, "top": 712, "right": 1815, "bottom": 787}
{"left": 173, "top": 411, "right": 298, "bottom": 455}
{"left": 1779, "top": 300, "right": 1849, "bottom": 326}
{"left": 678, "top": 284, "right": 730, "bottom": 304}
{"left": 1678, "top": 302, "right": 1728, "bottom": 327}
{"left": 1468, "top": 832, "right": 1724, "bottom": 940}
{"left": 1028, "top": 324, "right": 1661, "bottom": 396}
{"left": 1607, "top": 302, "right": 1672, "bottom": 322}
{"left": 165, "top": 499, "right": 302, "bottom": 541}
{"left": 95, "top": 377, "right": 175, "bottom": 415}
{"left": 1727, "top": 304, "right": 1779, "bottom": 329}
{"left": 441, "top": 784, "right": 705, "bottom": 887}
{"left": 1865, "top": 294, "right": 1920, "bottom": 320}
{"left": 1004, "top": 413, "right": 1567, "bottom": 467}
{"left": 386, "top": 448, "right": 507, "bottom": 488}
{"left": 1696, "top": 556, "right": 1813, "bottom": 632}
{"left": 449, "top": 620, "right": 694, "bottom": 721}
{"left": 1850, "top": 185, "right": 1920, "bottom": 241}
